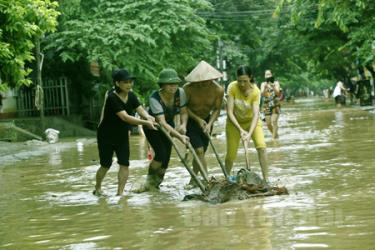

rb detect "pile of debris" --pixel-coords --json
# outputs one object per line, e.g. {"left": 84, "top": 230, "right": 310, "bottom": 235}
{"left": 184, "top": 168, "right": 288, "bottom": 204}
{"left": 157, "top": 125, "right": 288, "bottom": 204}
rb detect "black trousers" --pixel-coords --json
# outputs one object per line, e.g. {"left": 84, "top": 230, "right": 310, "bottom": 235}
{"left": 144, "top": 128, "right": 172, "bottom": 169}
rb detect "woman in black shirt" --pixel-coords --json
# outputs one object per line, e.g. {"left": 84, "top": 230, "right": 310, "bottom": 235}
{"left": 94, "top": 69, "right": 156, "bottom": 196}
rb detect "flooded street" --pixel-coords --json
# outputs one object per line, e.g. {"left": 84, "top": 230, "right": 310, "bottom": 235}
{"left": 1, "top": 97, "right": 374, "bottom": 249}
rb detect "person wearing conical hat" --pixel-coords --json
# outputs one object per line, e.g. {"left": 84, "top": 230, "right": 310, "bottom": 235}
{"left": 183, "top": 60, "right": 224, "bottom": 185}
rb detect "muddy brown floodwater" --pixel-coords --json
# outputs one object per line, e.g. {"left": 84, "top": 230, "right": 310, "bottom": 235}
{"left": 1, "top": 97, "right": 374, "bottom": 249}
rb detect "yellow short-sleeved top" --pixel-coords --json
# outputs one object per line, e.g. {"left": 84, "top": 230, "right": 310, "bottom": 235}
{"left": 227, "top": 81, "right": 260, "bottom": 123}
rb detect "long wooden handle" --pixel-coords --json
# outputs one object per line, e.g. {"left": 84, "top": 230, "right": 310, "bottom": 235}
{"left": 158, "top": 125, "right": 206, "bottom": 193}
{"left": 207, "top": 133, "right": 228, "bottom": 178}
{"left": 242, "top": 139, "right": 251, "bottom": 170}
{"left": 186, "top": 142, "right": 209, "bottom": 183}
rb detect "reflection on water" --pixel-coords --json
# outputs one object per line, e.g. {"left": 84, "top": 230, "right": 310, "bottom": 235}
{"left": 1, "top": 97, "right": 375, "bottom": 249}
{"left": 48, "top": 150, "right": 62, "bottom": 166}
{"left": 334, "top": 110, "right": 345, "bottom": 129}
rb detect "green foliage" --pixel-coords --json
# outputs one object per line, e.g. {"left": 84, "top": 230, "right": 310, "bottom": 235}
{"left": 0, "top": 0, "right": 59, "bottom": 89}
{"left": 206, "top": 0, "right": 374, "bottom": 94}
{"left": 277, "top": 0, "right": 374, "bottom": 82}
{"left": 204, "top": 0, "right": 312, "bottom": 88}
{"left": 45, "top": 0, "right": 214, "bottom": 96}
{"left": 310, "top": 0, "right": 375, "bottom": 67}
{"left": 204, "top": 0, "right": 270, "bottom": 76}
{"left": 4, "top": 0, "right": 370, "bottom": 98}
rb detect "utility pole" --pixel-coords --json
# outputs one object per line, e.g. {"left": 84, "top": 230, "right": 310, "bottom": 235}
{"left": 216, "top": 39, "right": 223, "bottom": 81}
{"left": 35, "top": 37, "right": 45, "bottom": 131}
{"left": 216, "top": 39, "right": 227, "bottom": 87}
{"left": 222, "top": 56, "right": 227, "bottom": 83}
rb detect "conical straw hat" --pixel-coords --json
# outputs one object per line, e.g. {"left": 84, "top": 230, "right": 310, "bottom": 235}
{"left": 185, "top": 60, "right": 223, "bottom": 82}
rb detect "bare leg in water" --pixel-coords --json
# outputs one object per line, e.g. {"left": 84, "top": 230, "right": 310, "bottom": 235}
{"left": 265, "top": 115, "right": 273, "bottom": 137}
{"left": 271, "top": 113, "right": 280, "bottom": 139}
{"left": 94, "top": 166, "right": 109, "bottom": 195}
{"left": 94, "top": 164, "right": 130, "bottom": 196}
{"left": 257, "top": 148, "right": 269, "bottom": 183}
{"left": 117, "top": 165, "right": 129, "bottom": 196}
{"left": 189, "top": 147, "right": 207, "bottom": 185}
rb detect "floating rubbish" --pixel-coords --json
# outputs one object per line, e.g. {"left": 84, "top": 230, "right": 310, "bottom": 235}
{"left": 45, "top": 128, "right": 60, "bottom": 144}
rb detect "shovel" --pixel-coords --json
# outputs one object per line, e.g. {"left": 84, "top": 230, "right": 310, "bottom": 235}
{"left": 186, "top": 142, "right": 209, "bottom": 183}
{"left": 158, "top": 125, "right": 206, "bottom": 193}
{"left": 206, "top": 132, "right": 228, "bottom": 178}
{"left": 242, "top": 138, "right": 251, "bottom": 170}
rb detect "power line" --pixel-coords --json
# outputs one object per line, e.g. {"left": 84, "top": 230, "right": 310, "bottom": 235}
{"left": 198, "top": 9, "right": 276, "bottom": 15}
{"left": 196, "top": 9, "right": 319, "bottom": 22}
{"left": 198, "top": 2, "right": 319, "bottom": 18}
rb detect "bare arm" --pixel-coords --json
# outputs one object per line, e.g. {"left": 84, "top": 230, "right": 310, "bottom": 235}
{"left": 183, "top": 83, "right": 204, "bottom": 125}
{"left": 185, "top": 104, "right": 213, "bottom": 135}
{"left": 340, "top": 84, "right": 347, "bottom": 94}
{"left": 260, "top": 82, "right": 268, "bottom": 96}
{"left": 248, "top": 102, "right": 260, "bottom": 137}
{"left": 273, "top": 81, "right": 281, "bottom": 96}
{"left": 136, "top": 105, "right": 155, "bottom": 122}
{"left": 116, "top": 110, "right": 156, "bottom": 129}
{"left": 207, "top": 87, "right": 224, "bottom": 129}
{"left": 178, "top": 106, "right": 188, "bottom": 134}
{"left": 156, "top": 114, "right": 189, "bottom": 144}
{"left": 186, "top": 102, "right": 218, "bottom": 134}
{"left": 226, "top": 95, "right": 247, "bottom": 137}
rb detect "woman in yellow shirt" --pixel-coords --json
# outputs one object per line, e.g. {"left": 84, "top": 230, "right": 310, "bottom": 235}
{"left": 225, "top": 65, "right": 269, "bottom": 183}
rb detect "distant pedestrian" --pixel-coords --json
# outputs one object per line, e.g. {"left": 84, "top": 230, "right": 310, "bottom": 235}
{"left": 260, "top": 70, "right": 282, "bottom": 139}
{"left": 332, "top": 81, "right": 347, "bottom": 108}
{"left": 94, "top": 68, "right": 157, "bottom": 196}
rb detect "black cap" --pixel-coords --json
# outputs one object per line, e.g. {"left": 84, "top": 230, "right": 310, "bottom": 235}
{"left": 112, "top": 69, "right": 136, "bottom": 82}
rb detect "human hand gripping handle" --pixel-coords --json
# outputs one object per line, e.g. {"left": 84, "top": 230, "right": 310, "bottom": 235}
{"left": 145, "top": 120, "right": 157, "bottom": 130}
{"left": 204, "top": 121, "right": 213, "bottom": 134}
{"left": 157, "top": 124, "right": 206, "bottom": 193}
{"left": 176, "top": 124, "right": 187, "bottom": 135}
{"left": 240, "top": 129, "right": 250, "bottom": 142}
{"left": 178, "top": 134, "right": 190, "bottom": 145}
{"left": 242, "top": 138, "right": 251, "bottom": 170}
{"left": 157, "top": 123, "right": 189, "bottom": 145}
{"left": 198, "top": 118, "right": 209, "bottom": 133}
{"left": 146, "top": 115, "right": 156, "bottom": 123}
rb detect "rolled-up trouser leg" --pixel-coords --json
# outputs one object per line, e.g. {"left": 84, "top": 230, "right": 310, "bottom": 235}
{"left": 144, "top": 129, "right": 172, "bottom": 188}
{"left": 146, "top": 161, "right": 166, "bottom": 188}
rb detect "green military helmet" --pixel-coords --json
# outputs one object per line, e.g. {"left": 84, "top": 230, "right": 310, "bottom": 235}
{"left": 157, "top": 68, "right": 182, "bottom": 85}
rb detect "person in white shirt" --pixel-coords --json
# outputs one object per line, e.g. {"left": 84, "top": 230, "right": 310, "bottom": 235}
{"left": 332, "top": 81, "right": 347, "bottom": 108}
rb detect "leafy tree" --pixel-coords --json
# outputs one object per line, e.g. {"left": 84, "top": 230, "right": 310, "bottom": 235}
{"left": 45, "top": 0, "right": 214, "bottom": 96}
{"left": 0, "top": 0, "right": 59, "bottom": 90}
{"left": 277, "top": 0, "right": 374, "bottom": 83}
{"left": 315, "top": 0, "right": 375, "bottom": 65}
{"left": 204, "top": 0, "right": 272, "bottom": 78}
{"left": 205, "top": 0, "right": 374, "bottom": 94}
{"left": 203, "top": 0, "right": 313, "bottom": 87}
